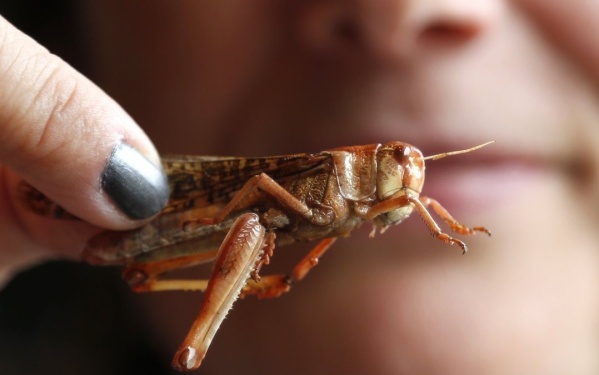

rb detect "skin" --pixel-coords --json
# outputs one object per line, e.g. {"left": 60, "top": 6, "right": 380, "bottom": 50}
{"left": 3, "top": 0, "right": 599, "bottom": 374}
{"left": 0, "top": 12, "right": 164, "bottom": 287}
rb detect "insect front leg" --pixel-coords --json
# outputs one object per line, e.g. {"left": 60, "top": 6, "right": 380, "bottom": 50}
{"left": 407, "top": 196, "right": 468, "bottom": 253}
{"left": 170, "top": 213, "right": 269, "bottom": 371}
{"left": 418, "top": 196, "right": 491, "bottom": 236}
{"left": 184, "top": 173, "right": 330, "bottom": 230}
{"left": 367, "top": 194, "right": 488, "bottom": 254}
{"left": 408, "top": 196, "right": 491, "bottom": 254}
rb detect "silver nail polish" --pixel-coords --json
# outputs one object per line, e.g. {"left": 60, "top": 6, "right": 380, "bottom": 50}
{"left": 101, "top": 143, "right": 169, "bottom": 220}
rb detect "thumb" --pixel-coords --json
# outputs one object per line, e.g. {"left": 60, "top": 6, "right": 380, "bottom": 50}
{"left": 0, "top": 16, "right": 169, "bottom": 230}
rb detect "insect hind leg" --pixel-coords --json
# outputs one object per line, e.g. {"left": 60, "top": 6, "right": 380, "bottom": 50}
{"left": 121, "top": 214, "right": 270, "bottom": 294}
{"left": 172, "top": 213, "right": 268, "bottom": 371}
{"left": 122, "top": 253, "right": 217, "bottom": 292}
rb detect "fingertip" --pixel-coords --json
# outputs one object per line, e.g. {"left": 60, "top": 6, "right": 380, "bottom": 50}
{"left": 0, "top": 17, "right": 170, "bottom": 229}
{"left": 101, "top": 142, "right": 170, "bottom": 221}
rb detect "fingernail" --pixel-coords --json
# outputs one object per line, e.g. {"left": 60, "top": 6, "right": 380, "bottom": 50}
{"left": 101, "top": 143, "right": 169, "bottom": 220}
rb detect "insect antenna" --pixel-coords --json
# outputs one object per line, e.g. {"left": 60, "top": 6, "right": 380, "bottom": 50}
{"left": 423, "top": 141, "right": 494, "bottom": 161}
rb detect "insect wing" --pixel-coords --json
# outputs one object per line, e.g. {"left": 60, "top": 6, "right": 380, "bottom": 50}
{"left": 86, "top": 152, "right": 333, "bottom": 264}
{"left": 161, "top": 153, "right": 332, "bottom": 213}
{"left": 83, "top": 211, "right": 236, "bottom": 265}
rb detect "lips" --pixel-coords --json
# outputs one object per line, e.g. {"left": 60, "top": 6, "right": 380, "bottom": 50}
{"left": 420, "top": 150, "right": 559, "bottom": 214}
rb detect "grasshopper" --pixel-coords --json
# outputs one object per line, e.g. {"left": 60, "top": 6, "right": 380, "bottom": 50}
{"left": 20, "top": 141, "right": 492, "bottom": 371}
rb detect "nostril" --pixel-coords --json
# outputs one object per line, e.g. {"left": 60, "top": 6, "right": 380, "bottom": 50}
{"left": 418, "top": 20, "right": 481, "bottom": 44}
{"left": 333, "top": 18, "right": 361, "bottom": 44}
{"left": 298, "top": 1, "right": 498, "bottom": 61}
{"left": 298, "top": 5, "right": 364, "bottom": 53}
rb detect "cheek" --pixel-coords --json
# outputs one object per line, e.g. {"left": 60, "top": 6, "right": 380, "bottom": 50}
{"left": 516, "top": 0, "right": 599, "bottom": 82}
{"left": 165, "top": 2, "right": 282, "bottom": 151}
{"left": 184, "top": 2, "right": 280, "bottom": 102}
{"left": 86, "top": 0, "right": 284, "bottom": 153}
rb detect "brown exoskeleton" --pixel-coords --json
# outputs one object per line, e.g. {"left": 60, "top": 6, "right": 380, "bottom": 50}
{"left": 20, "top": 141, "right": 492, "bottom": 371}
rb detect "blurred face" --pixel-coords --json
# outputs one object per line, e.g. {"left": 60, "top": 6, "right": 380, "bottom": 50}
{"left": 86, "top": 1, "right": 599, "bottom": 374}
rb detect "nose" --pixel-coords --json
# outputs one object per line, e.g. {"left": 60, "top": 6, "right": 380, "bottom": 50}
{"left": 297, "top": 0, "right": 503, "bottom": 63}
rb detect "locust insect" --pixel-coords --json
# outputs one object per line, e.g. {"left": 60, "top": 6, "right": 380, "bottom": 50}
{"left": 19, "top": 140, "right": 492, "bottom": 371}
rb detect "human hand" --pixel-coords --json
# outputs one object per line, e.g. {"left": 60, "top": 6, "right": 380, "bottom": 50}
{"left": 0, "top": 15, "right": 169, "bottom": 286}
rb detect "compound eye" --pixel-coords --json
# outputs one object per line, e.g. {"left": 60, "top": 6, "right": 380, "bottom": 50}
{"left": 392, "top": 145, "right": 425, "bottom": 193}
{"left": 393, "top": 145, "right": 411, "bottom": 165}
